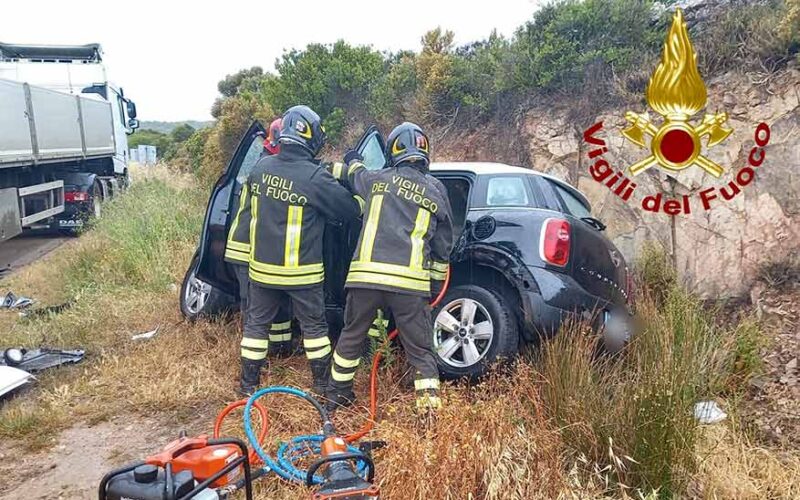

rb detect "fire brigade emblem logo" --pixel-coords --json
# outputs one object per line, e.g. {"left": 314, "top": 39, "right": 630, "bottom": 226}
{"left": 622, "top": 8, "right": 733, "bottom": 178}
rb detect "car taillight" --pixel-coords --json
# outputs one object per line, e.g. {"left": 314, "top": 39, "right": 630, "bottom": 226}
{"left": 65, "top": 191, "right": 89, "bottom": 202}
{"left": 539, "top": 218, "right": 571, "bottom": 267}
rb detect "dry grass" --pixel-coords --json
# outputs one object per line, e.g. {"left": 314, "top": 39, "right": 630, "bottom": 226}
{"left": 1, "top": 165, "right": 798, "bottom": 499}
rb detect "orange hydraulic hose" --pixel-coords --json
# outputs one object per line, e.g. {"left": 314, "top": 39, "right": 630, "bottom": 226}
{"left": 214, "top": 399, "right": 270, "bottom": 464}
{"left": 345, "top": 267, "right": 451, "bottom": 443}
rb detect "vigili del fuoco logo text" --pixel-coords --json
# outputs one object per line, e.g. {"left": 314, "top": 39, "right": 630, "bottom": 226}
{"left": 582, "top": 8, "right": 771, "bottom": 216}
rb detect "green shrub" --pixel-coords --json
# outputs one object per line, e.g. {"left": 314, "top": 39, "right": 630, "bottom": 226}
{"left": 508, "top": 0, "right": 661, "bottom": 94}
{"left": 635, "top": 243, "right": 676, "bottom": 300}
{"left": 536, "top": 284, "right": 746, "bottom": 495}
{"left": 698, "top": 0, "right": 800, "bottom": 74}
{"left": 64, "top": 177, "right": 204, "bottom": 294}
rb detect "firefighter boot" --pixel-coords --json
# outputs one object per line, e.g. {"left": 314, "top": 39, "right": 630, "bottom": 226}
{"left": 309, "top": 354, "right": 331, "bottom": 397}
{"left": 325, "top": 380, "right": 356, "bottom": 412}
{"left": 238, "top": 358, "right": 264, "bottom": 397}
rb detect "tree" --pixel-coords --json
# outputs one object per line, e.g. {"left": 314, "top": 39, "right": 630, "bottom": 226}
{"left": 262, "top": 41, "right": 384, "bottom": 133}
{"left": 218, "top": 67, "right": 265, "bottom": 97}
{"left": 170, "top": 123, "right": 196, "bottom": 144}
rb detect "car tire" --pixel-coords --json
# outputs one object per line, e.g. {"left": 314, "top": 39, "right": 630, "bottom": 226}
{"left": 432, "top": 284, "right": 519, "bottom": 380}
{"left": 180, "top": 251, "right": 231, "bottom": 320}
{"left": 90, "top": 181, "right": 102, "bottom": 220}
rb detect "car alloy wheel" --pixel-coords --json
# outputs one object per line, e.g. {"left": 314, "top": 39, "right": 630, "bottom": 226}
{"left": 184, "top": 269, "right": 212, "bottom": 316}
{"left": 434, "top": 297, "right": 494, "bottom": 368}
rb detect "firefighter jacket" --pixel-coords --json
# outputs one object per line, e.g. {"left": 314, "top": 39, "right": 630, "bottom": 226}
{"left": 247, "top": 145, "right": 362, "bottom": 289}
{"left": 225, "top": 149, "right": 275, "bottom": 266}
{"left": 331, "top": 160, "right": 454, "bottom": 296}
{"left": 224, "top": 182, "right": 252, "bottom": 266}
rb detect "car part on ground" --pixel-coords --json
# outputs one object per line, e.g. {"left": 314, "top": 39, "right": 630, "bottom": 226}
{"left": 0, "top": 365, "right": 33, "bottom": 398}
{"left": 0, "top": 347, "right": 85, "bottom": 372}
{"left": 132, "top": 326, "right": 160, "bottom": 341}
{"left": 1, "top": 291, "right": 34, "bottom": 309}
{"left": 432, "top": 284, "right": 519, "bottom": 379}
{"left": 19, "top": 300, "right": 74, "bottom": 319}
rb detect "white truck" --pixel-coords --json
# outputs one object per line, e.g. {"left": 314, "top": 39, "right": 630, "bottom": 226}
{"left": 0, "top": 42, "right": 138, "bottom": 240}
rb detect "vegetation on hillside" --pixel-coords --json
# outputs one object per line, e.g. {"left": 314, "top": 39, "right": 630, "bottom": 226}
{"left": 168, "top": 0, "right": 799, "bottom": 186}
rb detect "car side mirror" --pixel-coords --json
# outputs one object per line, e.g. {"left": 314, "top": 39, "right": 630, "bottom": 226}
{"left": 128, "top": 118, "right": 140, "bottom": 130}
{"left": 126, "top": 100, "right": 138, "bottom": 119}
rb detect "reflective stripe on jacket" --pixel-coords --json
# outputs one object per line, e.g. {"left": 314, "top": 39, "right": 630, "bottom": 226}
{"left": 332, "top": 160, "right": 454, "bottom": 296}
{"left": 224, "top": 182, "right": 252, "bottom": 265}
{"left": 248, "top": 145, "right": 361, "bottom": 289}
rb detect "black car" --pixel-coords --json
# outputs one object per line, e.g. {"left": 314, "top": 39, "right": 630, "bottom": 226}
{"left": 181, "top": 122, "right": 632, "bottom": 379}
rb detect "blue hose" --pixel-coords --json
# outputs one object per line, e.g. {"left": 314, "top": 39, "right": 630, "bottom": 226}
{"left": 242, "top": 386, "right": 368, "bottom": 485}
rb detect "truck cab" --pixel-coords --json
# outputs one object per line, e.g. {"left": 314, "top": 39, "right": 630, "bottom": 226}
{"left": 0, "top": 42, "right": 138, "bottom": 238}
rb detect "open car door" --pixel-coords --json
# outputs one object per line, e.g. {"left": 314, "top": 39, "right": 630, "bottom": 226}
{"left": 321, "top": 126, "right": 387, "bottom": 334}
{"left": 355, "top": 125, "right": 387, "bottom": 171}
{"left": 195, "top": 121, "right": 266, "bottom": 291}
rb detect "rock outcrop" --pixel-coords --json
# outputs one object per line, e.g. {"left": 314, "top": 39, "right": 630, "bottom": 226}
{"left": 438, "top": 67, "right": 799, "bottom": 298}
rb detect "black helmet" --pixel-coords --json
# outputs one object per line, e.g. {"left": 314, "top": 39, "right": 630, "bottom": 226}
{"left": 279, "top": 105, "right": 326, "bottom": 156}
{"left": 385, "top": 122, "right": 430, "bottom": 168}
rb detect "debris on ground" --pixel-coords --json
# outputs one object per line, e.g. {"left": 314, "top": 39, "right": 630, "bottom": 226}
{"left": 694, "top": 401, "right": 727, "bottom": 424}
{"left": 131, "top": 326, "right": 159, "bottom": 341}
{"left": 19, "top": 300, "right": 74, "bottom": 319}
{"left": 0, "top": 348, "right": 85, "bottom": 372}
{"left": 1, "top": 291, "right": 34, "bottom": 309}
{"left": 0, "top": 365, "right": 33, "bottom": 398}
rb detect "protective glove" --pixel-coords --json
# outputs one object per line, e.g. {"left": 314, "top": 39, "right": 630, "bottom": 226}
{"left": 344, "top": 149, "right": 364, "bottom": 165}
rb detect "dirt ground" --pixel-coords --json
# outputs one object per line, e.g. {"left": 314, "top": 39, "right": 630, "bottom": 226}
{"left": 0, "top": 416, "right": 200, "bottom": 500}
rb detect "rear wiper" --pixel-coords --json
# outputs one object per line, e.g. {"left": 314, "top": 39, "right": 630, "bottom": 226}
{"left": 581, "top": 216, "right": 606, "bottom": 231}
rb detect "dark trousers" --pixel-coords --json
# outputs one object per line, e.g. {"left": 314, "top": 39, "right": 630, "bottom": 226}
{"left": 235, "top": 265, "right": 293, "bottom": 354}
{"left": 234, "top": 264, "right": 250, "bottom": 318}
{"left": 331, "top": 288, "right": 440, "bottom": 407}
{"left": 242, "top": 283, "right": 331, "bottom": 362}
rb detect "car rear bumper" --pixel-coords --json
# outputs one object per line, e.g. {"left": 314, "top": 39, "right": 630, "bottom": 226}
{"left": 519, "top": 266, "right": 618, "bottom": 340}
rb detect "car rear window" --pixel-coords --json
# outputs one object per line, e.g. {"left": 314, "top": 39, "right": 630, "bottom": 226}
{"left": 485, "top": 176, "right": 529, "bottom": 206}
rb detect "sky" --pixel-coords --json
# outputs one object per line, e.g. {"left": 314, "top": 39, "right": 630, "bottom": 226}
{"left": 2, "top": 1, "right": 542, "bottom": 122}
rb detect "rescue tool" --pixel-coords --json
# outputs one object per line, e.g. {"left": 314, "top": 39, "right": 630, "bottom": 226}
{"left": 98, "top": 268, "right": 449, "bottom": 499}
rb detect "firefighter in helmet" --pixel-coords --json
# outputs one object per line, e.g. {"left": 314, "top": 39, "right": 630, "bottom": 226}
{"left": 239, "top": 105, "right": 362, "bottom": 396}
{"left": 326, "top": 122, "right": 454, "bottom": 411}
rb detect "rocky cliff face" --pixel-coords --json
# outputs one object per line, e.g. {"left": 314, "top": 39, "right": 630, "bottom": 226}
{"left": 437, "top": 67, "right": 799, "bottom": 298}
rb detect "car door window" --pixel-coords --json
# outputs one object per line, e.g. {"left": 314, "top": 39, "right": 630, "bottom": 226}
{"left": 236, "top": 137, "right": 266, "bottom": 185}
{"left": 486, "top": 176, "right": 529, "bottom": 206}
{"left": 436, "top": 176, "right": 471, "bottom": 236}
{"left": 356, "top": 128, "right": 387, "bottom": 171}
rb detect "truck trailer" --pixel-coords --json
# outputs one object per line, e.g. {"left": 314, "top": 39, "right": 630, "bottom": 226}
{"left": 0, "top": 42, "right": 138, "bottom": 240}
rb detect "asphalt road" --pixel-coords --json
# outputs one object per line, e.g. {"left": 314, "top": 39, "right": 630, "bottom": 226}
{"left": 0, "top": 233, "right": 68, "bottom": 278}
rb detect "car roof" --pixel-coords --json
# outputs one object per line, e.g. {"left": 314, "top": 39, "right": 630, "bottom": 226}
{"left": 430, "top": 161, "right": 592, "bottom": 212}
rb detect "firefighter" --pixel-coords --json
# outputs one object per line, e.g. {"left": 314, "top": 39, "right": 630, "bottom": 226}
{"left": 224, "top": 118, "right": 294, "bottom": 359}
{"left": 326, "top": 122, "right": 454, "bottom": 412}
{"left": 239, "top": 105, "right": 362, "bottom": 396}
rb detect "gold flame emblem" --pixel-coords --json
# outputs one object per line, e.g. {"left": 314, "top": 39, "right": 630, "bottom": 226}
{"left": 623, "top": 8, "right": 732, "bottom": 177}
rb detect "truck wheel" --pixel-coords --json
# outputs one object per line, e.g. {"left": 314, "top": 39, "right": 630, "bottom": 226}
{"left": 432, "top": 284, "right": 519, "bottom": 380}
{"left": 179, "top": 251, "right": 231, "bottom": 320}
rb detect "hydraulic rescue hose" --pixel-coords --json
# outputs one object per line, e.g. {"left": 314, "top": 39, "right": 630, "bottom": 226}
{"left": 345, "top": 266, "right": 450, "bottom": 443}
{"left": 213, "top": 267, "right": 450, "bottom": 486}
{"left": 240, "top": 386, "right": 369, "bottom": 484}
